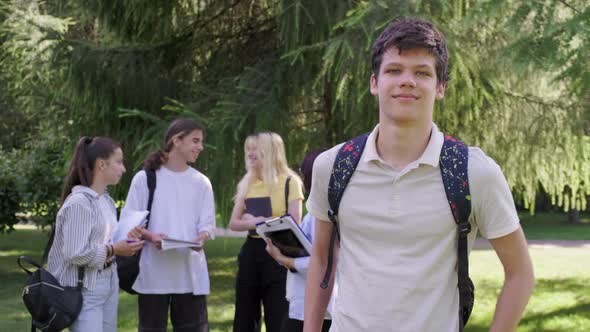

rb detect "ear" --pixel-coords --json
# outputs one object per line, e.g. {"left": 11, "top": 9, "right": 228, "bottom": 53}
{"left": 172, "top": 135, "right": 182, "bottom": 147}
{"left": 435, "top": 83, "right": 446, "bottom": 100}
{"left": 97, "top": 159, "right": 106, "bottom": 171}
{"left": 370, "top": 73, "right": 378, "bottom": 96}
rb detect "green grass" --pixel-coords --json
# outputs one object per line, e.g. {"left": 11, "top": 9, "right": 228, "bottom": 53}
{"left": 1, "top": 221, "right": 589, "bottom": 331}
{"left": 519, "top": 211, "right": 590, "bottom": 240}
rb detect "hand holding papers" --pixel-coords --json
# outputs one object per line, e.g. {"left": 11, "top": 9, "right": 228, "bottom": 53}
{"left": 114, "top": 209, "right": 149, "bottom": 242}
{"left": 161, "top": 238, "right": 203, "bottom": 251}
{"left": 256, "top": 215, "right": 312, "bottom": 258}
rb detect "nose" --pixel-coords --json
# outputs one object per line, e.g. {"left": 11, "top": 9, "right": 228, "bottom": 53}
{"left": 398, "top": 71, "right": 416, "bottom": 88}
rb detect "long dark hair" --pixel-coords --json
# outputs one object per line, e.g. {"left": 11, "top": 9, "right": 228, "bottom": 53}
{"left": 143, "top": 118, "right": 205, "bottom": 171}
{"left": 299, "top": 148, "right": 327, "bottom": 197}
{"left": 61, "top": 136, "right": 120, "bottom": 204}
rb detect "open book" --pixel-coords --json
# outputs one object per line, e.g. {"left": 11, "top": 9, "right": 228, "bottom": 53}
{"left": 161, "top": 238, "right": 203, "bottom": 251}
{"left": 255, "top": 215, "right": 312, "bottom": 258}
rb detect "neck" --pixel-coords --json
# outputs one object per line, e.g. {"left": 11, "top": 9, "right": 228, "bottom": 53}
{"left": 165, "top": 150, "right": 189, "bottom": 172}
{"left": 90, "top": 178, "right": 107, "bottom": 195}
{"left": 375, "top": 120, "right": 432, "bottom": 170}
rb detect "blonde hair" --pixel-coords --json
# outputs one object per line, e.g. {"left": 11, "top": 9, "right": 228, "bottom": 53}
{"left": 234, "top": 132, "right": 301, "bottom": 201}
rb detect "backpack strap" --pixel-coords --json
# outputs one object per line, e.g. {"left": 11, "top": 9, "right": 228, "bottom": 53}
{"left": 284, "top": 176, "right": 292, "bottom": 215}
{"left": 439, "top": 134, "right": 474, "bottom": 329}
{"left": 321, "top": 133, "right": 369, "bottom": 289}
{"left": 145, "top": 169, "right": 157, "bottom": 229}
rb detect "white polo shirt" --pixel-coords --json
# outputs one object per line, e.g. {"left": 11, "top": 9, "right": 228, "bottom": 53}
{"left": 306, "top": 123, "right": 520, "bottom": 332}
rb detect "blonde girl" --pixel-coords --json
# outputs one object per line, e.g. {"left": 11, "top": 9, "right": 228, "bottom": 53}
{"left": 229, "top": 132, "right": 304, "bottom": 332}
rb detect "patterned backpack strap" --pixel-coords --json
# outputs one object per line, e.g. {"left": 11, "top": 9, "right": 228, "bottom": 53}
{"left": 320, "top": 133, "right": 369, "bottom": 289}
{"left": 439, "top": 134, "right": 474, "bottom": 330}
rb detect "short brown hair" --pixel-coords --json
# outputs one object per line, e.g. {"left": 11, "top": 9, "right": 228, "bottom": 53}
{"left": 371, "top": 17, "right": 449, "bottom": 85}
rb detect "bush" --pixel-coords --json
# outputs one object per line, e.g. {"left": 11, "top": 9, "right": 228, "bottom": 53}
{"left": 17, "top": 129, "right": 69, "bottom": 227}
{"left": 0, "top": 149, "right": 22, "bottom": 233}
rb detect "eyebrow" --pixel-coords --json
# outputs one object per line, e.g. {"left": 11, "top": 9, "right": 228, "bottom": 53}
{"left": 384, "top": 62, "right": 434, "bottom": 70}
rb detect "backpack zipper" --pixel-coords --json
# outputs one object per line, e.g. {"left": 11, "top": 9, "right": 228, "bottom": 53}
{"left": 23, "top": 281, "right": 65, "bottom": 296}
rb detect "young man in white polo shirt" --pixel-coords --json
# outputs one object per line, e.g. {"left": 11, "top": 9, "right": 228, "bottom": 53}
{"left": 303, "top": 17, "right": 535, "bottom": 332}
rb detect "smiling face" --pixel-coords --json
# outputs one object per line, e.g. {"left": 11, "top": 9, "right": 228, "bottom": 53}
{"left": 370, "top": 47, "right": 445, "bottom": 126}
{"left": 245, "top": 138, "right": 259, "bottom": 170}
{"left": 173, "top": 129, "right": 204, "bottom": 163}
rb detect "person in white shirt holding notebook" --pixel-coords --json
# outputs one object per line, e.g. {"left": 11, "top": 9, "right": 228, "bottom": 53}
{"left": 124, "top": 118, "right": 216, "bottom": 332}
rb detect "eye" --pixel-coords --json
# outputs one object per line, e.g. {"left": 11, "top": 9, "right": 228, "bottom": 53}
{"left": 416, "top": 71, "right": 430, "bottom": 76}
{"left": 386, "top": 68, "right": 401, "bottom": 74}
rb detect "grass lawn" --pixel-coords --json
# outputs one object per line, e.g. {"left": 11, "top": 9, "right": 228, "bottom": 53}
{"left": 1, "top": 217, "right": 589, "bottom": 331}
{"left": 519, "top": 211, "right": 590, "bottom": 240}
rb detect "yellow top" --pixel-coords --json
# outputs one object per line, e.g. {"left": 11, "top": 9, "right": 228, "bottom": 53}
{"left": 245, "top": 175, "right": 304, "bottom": 217}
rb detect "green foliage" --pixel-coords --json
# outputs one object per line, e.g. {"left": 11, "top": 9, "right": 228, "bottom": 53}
{"left": 0, "top": 0, "right": 588, "bottom": 230}
{"left": 0, "top": 149, "right": 22, "bottom": 233}
{"left": 17, "top": 126, "right": 69, "bottom": 227}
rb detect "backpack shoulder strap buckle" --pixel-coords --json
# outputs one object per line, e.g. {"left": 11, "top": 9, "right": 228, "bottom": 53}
{"left": 327, "top": 209, "right": 338, "bottom": 224}
{"left": 458, "top": 221, "right": 471, "bottom": 238}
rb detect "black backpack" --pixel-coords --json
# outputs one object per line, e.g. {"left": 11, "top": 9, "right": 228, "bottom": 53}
{"left": 116, "top": 168, "right": 156, "bottom": 294}
{"left": 17, "top": 256, "right": 84, "bottom": 332}
{"left": 322, "top": 133, "right": 474, "bottom": 330}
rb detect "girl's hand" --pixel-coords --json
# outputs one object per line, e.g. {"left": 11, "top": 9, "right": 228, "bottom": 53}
{"left": 113, "top": 239, "right": 144, "bottom": 256}
{"left": 265, "top": 239, "right": 285, "bottom": 262}
{"left": 243, "top": 213, "right": 268, "bottom": 228}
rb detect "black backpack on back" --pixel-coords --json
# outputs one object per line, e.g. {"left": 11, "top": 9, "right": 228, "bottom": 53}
{"left": 322, "top": 133, "right": 474, "bottom": 330}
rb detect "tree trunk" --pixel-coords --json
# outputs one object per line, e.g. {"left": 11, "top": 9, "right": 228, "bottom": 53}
{"left": 567, "top": 209, "right": 580, "bottom": 224}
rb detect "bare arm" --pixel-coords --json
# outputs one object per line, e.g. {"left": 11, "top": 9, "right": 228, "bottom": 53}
{"left": 288, "top": 198, "right": 302, "bottom": 224}
{"left": 488, "top": 227, "right": 535, "bottom": 332}
{"left": 304, "top": 219, "right": 338, "bottom": 332}
{"left": 228, "top": 198, "right": 265, "bottom": 231}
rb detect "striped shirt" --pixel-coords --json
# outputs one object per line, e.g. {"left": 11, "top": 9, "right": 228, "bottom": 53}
{"left": 47, "top": 185, "right": 117, "bottom": 290}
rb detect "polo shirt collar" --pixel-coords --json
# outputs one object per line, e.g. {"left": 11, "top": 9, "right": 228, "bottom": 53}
{"left": 362, "top": 122, "right": 445, "bottom": 167}
{"left": 72, "top": 185, "right": 100, "bottom": 198}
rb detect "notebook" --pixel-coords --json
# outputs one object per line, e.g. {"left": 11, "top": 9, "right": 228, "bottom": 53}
{"left": 256, "top": 215, "right": 312, "bottom": 258}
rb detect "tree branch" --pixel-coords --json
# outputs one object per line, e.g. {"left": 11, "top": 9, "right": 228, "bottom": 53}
{"left": 502, "top": 90, "right": 571, "bottom": 109}
{"left": 557, "top": 0, "right": 581, "bottom": 14}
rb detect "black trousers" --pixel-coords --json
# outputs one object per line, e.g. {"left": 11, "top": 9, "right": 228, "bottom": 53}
{"left": 281, "top": 318, "right": 332, "bottom": 332}
{"left": 233, "top": 237, "right": 288, "bottom": 332}
{"left": 138, "top": 293, "right": 208, "bottom": 332}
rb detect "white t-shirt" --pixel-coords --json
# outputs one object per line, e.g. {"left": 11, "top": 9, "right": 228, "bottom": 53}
{"left": 287, "top": 213, "right": 334, "bottom": 321}
{"left": 306, "top": 123, "right": 520, "bottom": 332}
{"left": 122, "top": 166, "right": 216, "bottom": 295}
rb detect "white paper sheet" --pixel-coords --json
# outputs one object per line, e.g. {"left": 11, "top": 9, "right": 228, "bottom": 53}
{"left": 113, "top": 209, "right": 149, "bottom": 242}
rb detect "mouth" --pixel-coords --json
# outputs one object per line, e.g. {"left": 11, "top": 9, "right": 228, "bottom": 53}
{"left": 393, "top": 94, "right": 419, "bottom": 101}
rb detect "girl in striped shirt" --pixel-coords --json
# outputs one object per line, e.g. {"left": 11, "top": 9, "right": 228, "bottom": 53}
{"left": 47, "top": 137, "right": 144, "bottom": 332}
